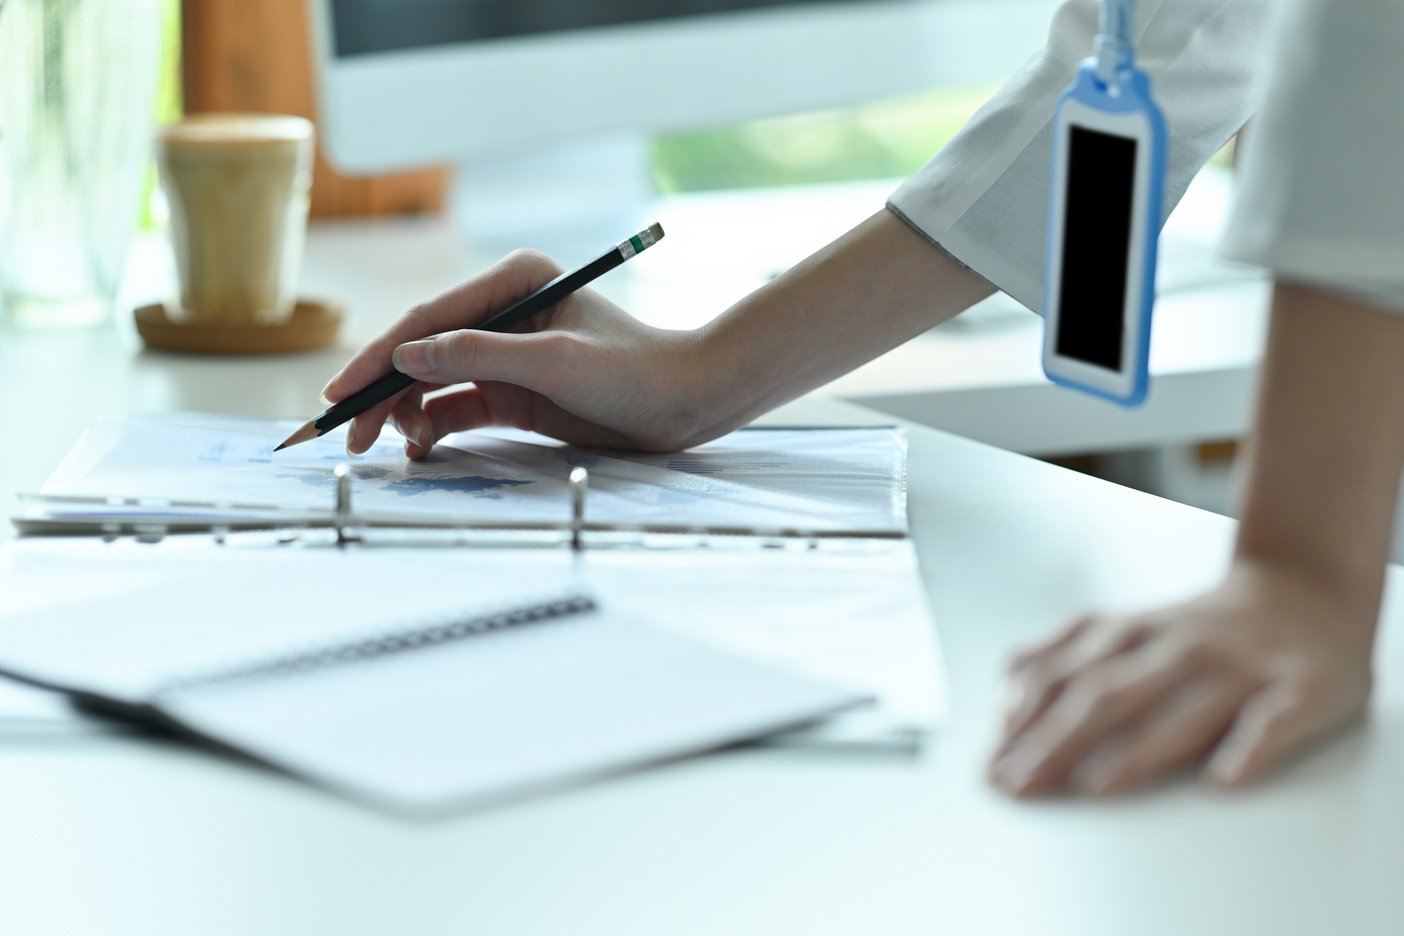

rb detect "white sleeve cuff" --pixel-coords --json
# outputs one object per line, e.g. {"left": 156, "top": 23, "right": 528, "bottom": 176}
{"left": 889, "top": 0, "right": 1268, "bottom": 313}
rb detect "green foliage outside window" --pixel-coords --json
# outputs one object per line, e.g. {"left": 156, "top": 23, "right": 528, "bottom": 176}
{"left": 651, "top": 84, "right": 998, "bottom": 193}
{"left": 138, "top": 0, "right": 182, "bottom": 229}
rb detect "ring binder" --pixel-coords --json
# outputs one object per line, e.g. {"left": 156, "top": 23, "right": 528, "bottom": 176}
{"left": 15, "top": 463, "right": 906, "bottom": 550}
{"left": 569, "top": 466, "right": 587, "bottom": 552}
{"left": 334, "top": 463, "right": 356, "bottom": 547}
{"left": 6, "top": 420, "right": 941, "bottom": 768}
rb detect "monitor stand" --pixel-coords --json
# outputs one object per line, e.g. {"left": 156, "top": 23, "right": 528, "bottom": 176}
{"left": 450, "top": 133, "right": 657, "bottom": 260}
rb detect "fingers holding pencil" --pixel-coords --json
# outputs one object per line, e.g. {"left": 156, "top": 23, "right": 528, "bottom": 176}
{"left": 346, "top": 327, "right": 579, "bottom": 455}
{"left": 333, "top": 281, "right": 705, "bottom": 455}
{"left": 350, "top": 328, "right": 542, "bottom": 456}
{"left": 397, "top": 382, "right": 653, "bottom": 459}
{"left": 292, "top": 224, "right": 682, "bottom": 457}
{"left": 333, "top": 250, "right": 567, "bottom": 456}
{"left": 323, "top": 249, "right": 565, "bottom": 406}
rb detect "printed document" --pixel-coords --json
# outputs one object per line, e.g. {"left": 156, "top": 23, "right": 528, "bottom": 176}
{"left": 30, "top": 413, "right": 907, "bottom": 535}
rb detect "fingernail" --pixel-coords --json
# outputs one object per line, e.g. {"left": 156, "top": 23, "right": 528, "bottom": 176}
{"left": 992, "top": 749, "right": 1043, "bottom": 793}
{"left": 1071, "top": 759, "right": 1121, "bottom": 794}
{"left": 398, "top": 416, "right": 427, "bottom": 447}
{"left": 1206, "top": 752, "right": 1246, "bottom": 786}
{"left": 393, "top": 341, "right": 434, "bottom": 375}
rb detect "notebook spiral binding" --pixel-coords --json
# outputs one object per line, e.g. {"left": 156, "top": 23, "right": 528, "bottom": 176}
{"left": 154, "top": 591, "right": 597, "bottom": 699}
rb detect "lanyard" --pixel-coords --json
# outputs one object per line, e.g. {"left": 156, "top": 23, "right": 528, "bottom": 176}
{"left": 1096, "top": 0, "right": 1139, "bottom": 87}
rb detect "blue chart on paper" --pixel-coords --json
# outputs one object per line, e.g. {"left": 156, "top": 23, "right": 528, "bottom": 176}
{"left": 278, "top": 468, "right": 532, "bottom": 498}
{"left": 382, "top": 476, "right": 532, "bottom": 497}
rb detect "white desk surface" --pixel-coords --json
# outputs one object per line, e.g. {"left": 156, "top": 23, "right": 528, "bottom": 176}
{"left": 1, "top": 206, "right": 1400, "bottom": 935}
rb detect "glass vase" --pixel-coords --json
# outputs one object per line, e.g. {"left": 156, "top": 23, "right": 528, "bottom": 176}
{"left": 0, "top": 0, "right": 162, "bottom": 328}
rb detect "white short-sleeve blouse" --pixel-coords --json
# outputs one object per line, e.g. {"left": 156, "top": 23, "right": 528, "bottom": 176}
{"left": 1219, "top": 0, "right": 1404, "bottom": 312}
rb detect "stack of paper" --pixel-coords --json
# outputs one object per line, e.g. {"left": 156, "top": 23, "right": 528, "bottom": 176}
{"left": 19, "top": 413, "right": 908, "bottom": 536}
{"left": 1, "top": 413, "right": 947, "bottom": 811}
{"left": 0, "top": 540, "right": 865, "bottom": 815}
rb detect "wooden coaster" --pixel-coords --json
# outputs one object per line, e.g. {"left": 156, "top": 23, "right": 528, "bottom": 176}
{"left": 134, "top": 299, "right": 343, "bottom": 355}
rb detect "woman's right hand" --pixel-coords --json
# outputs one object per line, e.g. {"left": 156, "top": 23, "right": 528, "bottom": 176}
{"left": 321, "top": 249, "right": 721, "bottom": 458}
{"left": 322, "top": 209, "right": 998, "bottom": 459}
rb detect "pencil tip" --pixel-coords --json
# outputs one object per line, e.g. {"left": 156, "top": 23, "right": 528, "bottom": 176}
{"left": 273, "top": 442, "right": 287, "bottom": 452}
{"left": 274, "top": 419, "right": 320, "bottom": 453}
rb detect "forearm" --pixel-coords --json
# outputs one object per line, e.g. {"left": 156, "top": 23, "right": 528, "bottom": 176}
{"left": 1235, "top": 282, "right": 1404, "bottom": 637}
{"left": 691, "top": 209, "right": 994, "bottom": 438}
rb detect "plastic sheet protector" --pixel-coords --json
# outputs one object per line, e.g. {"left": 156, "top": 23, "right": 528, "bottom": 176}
{"left": 30, "top": 413, "right": 908, "bottom": 535}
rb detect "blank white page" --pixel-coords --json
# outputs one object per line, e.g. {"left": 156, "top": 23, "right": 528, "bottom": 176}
{"left": 0, "top": 537, "right": 937, "bottom": 749}
{"left": 157, "top": 610, "right": 867, "bottom": 816}
{"left": 0, "top": 540, "right": 580, "bottom": 701}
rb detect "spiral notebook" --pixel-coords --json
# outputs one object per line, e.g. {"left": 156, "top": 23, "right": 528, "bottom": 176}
{"left": 0, "top": 547, "right": 867, "bottom": 816}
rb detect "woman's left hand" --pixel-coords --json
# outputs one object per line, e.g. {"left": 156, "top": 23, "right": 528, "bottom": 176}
{"left": 989, "top": 560, "right": 1375, "bottom": 796}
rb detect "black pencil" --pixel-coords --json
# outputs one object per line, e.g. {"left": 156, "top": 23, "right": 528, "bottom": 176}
{"left": 275, "top": 222, "right": 665, "bottom": 452}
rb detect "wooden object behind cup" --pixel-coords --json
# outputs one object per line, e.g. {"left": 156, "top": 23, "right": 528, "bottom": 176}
{"left": 157, "top": 114, "right": 313, "bottom": 325}
{"left": 181, "top": 0, "right": 449, "bottom": 219}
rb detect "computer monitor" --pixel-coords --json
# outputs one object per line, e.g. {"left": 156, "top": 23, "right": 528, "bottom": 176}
{"left": 306, "top": 0, "right": 1058, "bottom": 245}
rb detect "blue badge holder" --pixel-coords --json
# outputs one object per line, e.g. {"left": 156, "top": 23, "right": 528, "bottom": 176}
{"left": 1042, "top": 21, "right": 1168, "bottom": 408}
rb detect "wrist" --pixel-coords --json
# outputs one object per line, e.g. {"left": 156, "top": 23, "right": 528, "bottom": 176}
{"left": 624, "top": 324, "right": 746, "bottom": 451}
{"left": 669, "top": 320, "right": 760, "bottom": 447}
{"left": 1225, "top": 553, "right": 1381, "bottom": 654}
